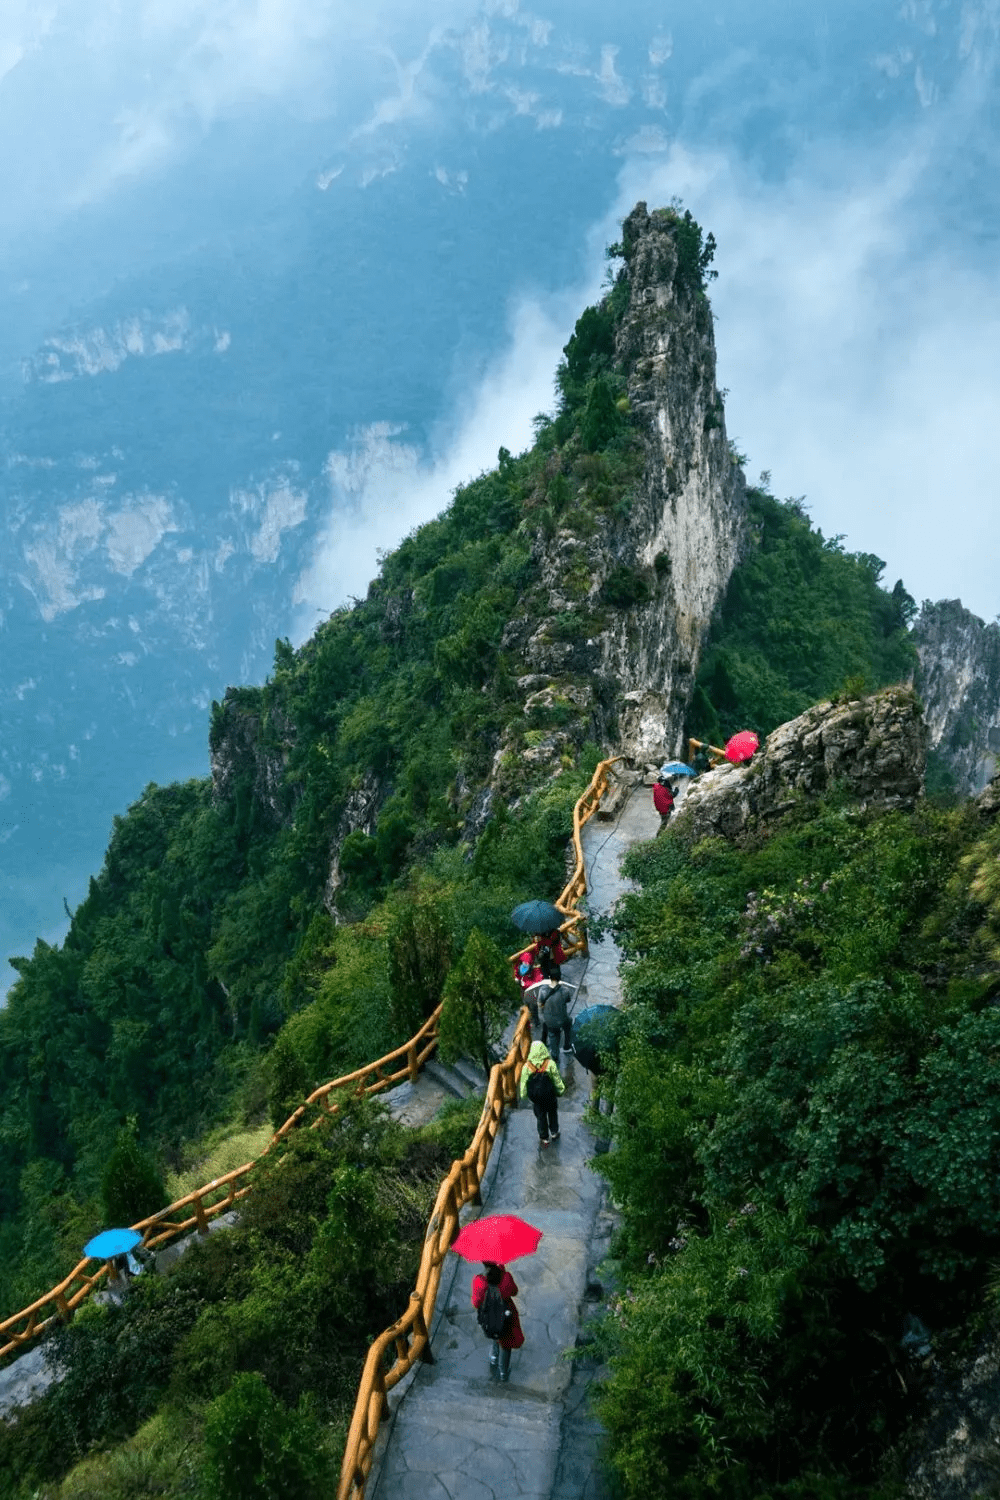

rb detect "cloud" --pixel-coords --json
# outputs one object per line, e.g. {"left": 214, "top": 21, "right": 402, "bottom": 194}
{"left": 610, "top": 133, "right": 1000, "bottom": 619}
{"left": 292, "top": 286, "right": 600, "bottom": 634}
{"left": 17, "top": 491, "right": 177, "bottom": 617}
{"left": 0, "top": 0, "right": 482, "bottom": 226}
{"left": 25, "top": 307, "right": 191, "bottom": 381}
{"left": 230, "top": 475, "right": 309, "bottom": 564}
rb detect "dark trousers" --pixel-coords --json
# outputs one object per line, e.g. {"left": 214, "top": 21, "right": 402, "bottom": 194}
{"left": 531, "top": 1096, "right": 559, "bottom": 1141}
{"left": 542, "top": 1019, "right": 572, "bottom": 1052}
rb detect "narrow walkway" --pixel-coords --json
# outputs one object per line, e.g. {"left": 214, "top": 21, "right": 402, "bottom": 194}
{"left": 369, "top": 781, "right": 659, "bottom": 1500}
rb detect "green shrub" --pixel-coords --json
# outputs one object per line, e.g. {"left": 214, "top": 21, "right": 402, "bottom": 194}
{"left": 386, "top": 888, "right": 454, "bottom": 1037}
{"left": 410, "top": 1094, "right": 486, "bottom": 1164}
{"left": 201, "top": 1372, "right": 333, "bottom": 1500}
{"left": 601, "top": 565, "right": 652, "bottom": 609}
{"left": 439, "top": 928, "right": 520, "bottom": 1074}
{"left": 580, "top": 375, "right": 622, "bottom": 452}
{"left": 101, "top": 1120, "right": 168, "bottom": 1227}
{"left": 266, "top": 1029, "right": 309, "bottom": 1130}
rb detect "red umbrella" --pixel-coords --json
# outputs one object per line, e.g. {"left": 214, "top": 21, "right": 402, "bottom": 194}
{"left": 451, "top": 1214, "right": 543, "bottom": 1264}
{"left": 725, "top": 730, "right": 759, "bottom": 764}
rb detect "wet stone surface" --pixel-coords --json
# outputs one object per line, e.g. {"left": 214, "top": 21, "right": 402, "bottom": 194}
{"left": 368, "top": 787, "right": 658, "bottom": 1500}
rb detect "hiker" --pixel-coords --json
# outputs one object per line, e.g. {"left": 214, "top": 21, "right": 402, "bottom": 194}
{"left": 471, "top": 1260, "right": 524, "bottom": 1381}
{"left": 653, "top": 775, "right": 676, "bottom": 835}
{"left": 514, "top": 948, "right": 544, "bottom": 990}
{"left": 691, "top": 745, "right": 711, "bottom": 776}
{"left": 519, "top": 1039, "right": 566, "bottom": 1146}
{"left": 534, "top": 928, "right": 567, "bottom": 976}
{"left": 538, "top": 979, "right": 573, "bottom": 1054}
{"left": 515, "top": 951, "right": 545, "bottom": 1025}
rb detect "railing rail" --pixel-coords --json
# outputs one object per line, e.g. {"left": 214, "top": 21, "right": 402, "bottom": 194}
{"left": 508, "top": 754, "right": 623, "bottom": 964}
{"left": 0, "top": 1005, "right": 445, "bottom": 1360}
{"left": 335, "top": 1008, "right": 534, "bottom": 1500}
{"left": 341, "top": 753, "right": 622, "bottom": 1500}
{"left": 687, "top": 736, "right": 727, "bottom": 767}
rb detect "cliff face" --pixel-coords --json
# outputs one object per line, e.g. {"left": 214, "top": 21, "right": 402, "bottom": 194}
{"left": 913, "top": 599, "right": 1000, "bottom": 795}
{"left": 506, "top": 202, "right": 747, "bottom": 768}
{"left": 671, "top": 686, "right": 927, "bottom": 844}
{"left": 602, "top": 203, "right": 747, "bottom": 757}
{"left": 209, "top": 688, "right": 295, "bottom": 829}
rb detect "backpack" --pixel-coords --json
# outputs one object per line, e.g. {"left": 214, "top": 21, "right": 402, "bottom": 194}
{"left": 525, "top": 1062, "right": 556, "bottom": 1105}
{"left": 538, "top": 948, "right": 561, "bottom": 981}
{"left": 477, "top": 1283, "right": 511, "bottom": 1340}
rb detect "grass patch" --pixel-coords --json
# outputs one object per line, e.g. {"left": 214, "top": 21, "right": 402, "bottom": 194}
{"left": 47, "top": 1408, "right": 202, "bottom": 1499}
{"left": 164, "top": 1121, "right": 275, "bottom": 1203}
{"left": 410, "top": 1094, "right": 486, "bottom": 1164}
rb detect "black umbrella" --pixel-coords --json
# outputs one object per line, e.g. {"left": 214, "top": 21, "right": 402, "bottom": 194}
{"left": 510, "top": 899, "right": 564, "bottom": 935}
{"left": 571, "top": 1034, "right": 604, "bottom": 1075}
{"left": 571, "top": 1005, "right": 626, "bottom": 1075}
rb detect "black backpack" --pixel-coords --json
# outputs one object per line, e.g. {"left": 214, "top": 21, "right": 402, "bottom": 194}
{"left": 525, "top": 1063, "right": 556, "bottom": 1105}
{"left": 538, "top": 949, "right": 561, "bottom": 981}
{"left": 477, "top": 1284, "right": 511, "bottom": 1340}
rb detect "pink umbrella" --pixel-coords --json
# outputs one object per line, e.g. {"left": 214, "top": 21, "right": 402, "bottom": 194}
{"left": 451, "top": 1214, "right": 543, "bottom": 1264}
{"left": 725, "top": 730, "right": 759, "bottom": 764}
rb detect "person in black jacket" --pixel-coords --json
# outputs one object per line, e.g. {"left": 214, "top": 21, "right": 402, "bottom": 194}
{"left": 538, "top": 979, "right": 573, "bottom": 1053}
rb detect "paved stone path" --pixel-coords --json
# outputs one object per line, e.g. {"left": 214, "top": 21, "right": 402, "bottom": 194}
{"left": 368, "top": 778, "right": 660, "bottom": 1500}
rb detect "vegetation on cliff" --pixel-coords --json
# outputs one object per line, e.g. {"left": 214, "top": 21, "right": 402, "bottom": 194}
{"left": 0, "top": 205, "right": 946, "bottom": 1499}
{"left": 593, "top": 788, "right": 1000, "bottom": 1498}
{"left": 688, "top": 486, "right": 917, "bottom": 748}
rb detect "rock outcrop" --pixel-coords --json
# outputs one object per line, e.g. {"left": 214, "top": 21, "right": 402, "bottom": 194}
{"left": 209, "top": 687, "right": 295, "bottom": 829}
{"left": 671, "top": 686, "right": 927, "bottom": 843}
{"left": 322, "top": 771, "right": 386, "bottom": 916}
{"left": 600, "top": 203, "right": 747, "bottom": 759}
{"left": 502, "top": 202, "right": 747, "bottom": 773}
{"left": 913, "top": 599, "right": 1000, "bottom": 795}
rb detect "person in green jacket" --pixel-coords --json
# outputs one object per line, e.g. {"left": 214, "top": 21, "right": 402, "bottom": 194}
{"left": 519, "top": 1040, "right": 566, "bottom": 1147}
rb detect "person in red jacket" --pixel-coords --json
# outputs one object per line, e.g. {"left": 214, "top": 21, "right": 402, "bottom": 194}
{"left": 471, "top": 1261, "right": 524, "bottom": 1381}
{"left": 534, "top": 928, "right": 567, "bottom": 975}
{"left": 653, "top": 776, "right": 676, "bottom": 835}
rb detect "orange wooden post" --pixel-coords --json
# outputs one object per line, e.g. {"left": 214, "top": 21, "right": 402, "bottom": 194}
{"left": 193, "top": 1194, "right": 209, "bottom": 1235}
{"left": 411, "top": 1291, "right": 435, "bottom": 1364}
{"left": 407, "top": 1041, "right": 419, "bottom": 1084}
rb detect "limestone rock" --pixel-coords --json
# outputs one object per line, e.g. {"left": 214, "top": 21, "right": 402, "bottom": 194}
{"left": 672, "top": 686, "right": 928, "bottom": 843}
{"left": 322, "top": 771, "right": 386, "bottom": 916}
{"left": 913, "top": 598, "right": 1000, "bottom": 795}
{"left": 503, "top": 201, "right": 747, "bottom": 777}
{"left": 209, "top": 688, "right": 295, "bottom": 830}
{"left": 905, "top": 1328, "right": 1000, "bottom": 1500}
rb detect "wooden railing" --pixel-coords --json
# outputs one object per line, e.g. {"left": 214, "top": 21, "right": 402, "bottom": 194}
{"left": 1, "top": 755, "right": 622, "bottom": 1389}
{"left": 335, "top": 1008, "right": 534, "bottom": 1500}
{"left": 687, "top": 736, "right": 727, "bottom": 767}
{"left": 0, "top": 1006, "right": 444, "bottom": 1361}
{"left": 508, "top": 754, "right": 623, "bottom": 965}
{"left": 342, "top": 753, "right": 623, "bottom": 1500}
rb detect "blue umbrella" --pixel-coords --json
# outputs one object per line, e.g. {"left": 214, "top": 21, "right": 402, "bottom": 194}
{"left": 84, "top": 1227, "right": 143, "bottom": 1260}
{"left": 510, "top": 899, "right": 564, "bottom": 935}
{"left": 659, "top": 761, "right": 695, "bottom": 776}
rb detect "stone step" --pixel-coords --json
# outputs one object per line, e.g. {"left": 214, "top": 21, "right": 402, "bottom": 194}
{"left": 451, "top": 1057, "right": 488, "bottom": 1092}
{"left": 423, "top": 1059, "right": 473, "bottom": 1099}
{"left": 394, "top": 1375, "right": 560, "bottom": 1433}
